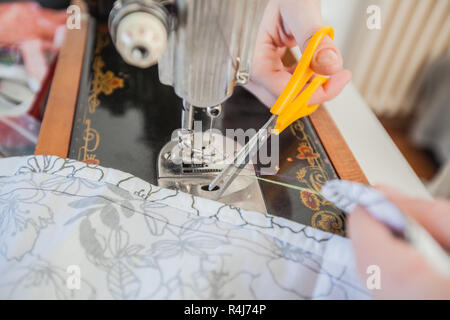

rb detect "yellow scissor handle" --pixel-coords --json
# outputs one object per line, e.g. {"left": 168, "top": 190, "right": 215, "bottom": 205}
{"left": 270, "top": 26, "right": 335, "bottom": 134}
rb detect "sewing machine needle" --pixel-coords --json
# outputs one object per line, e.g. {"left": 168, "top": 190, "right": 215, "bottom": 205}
{"left": 208, "top": 117, "right": 214, "bottom": 146}
{"left": 208, "top": 115, "right": 278, "bottom": 198}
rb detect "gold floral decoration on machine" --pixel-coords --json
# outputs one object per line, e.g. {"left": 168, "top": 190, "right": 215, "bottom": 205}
{"left": 291, "top": 120, "right": 345, "bottom": 236}
{"left": 79, "top": 29, "right": 124, "bottom": 165}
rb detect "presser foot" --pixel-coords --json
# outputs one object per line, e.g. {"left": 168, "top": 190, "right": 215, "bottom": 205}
{"left": 157, "top": 131, "right": 267, "bottom": 213}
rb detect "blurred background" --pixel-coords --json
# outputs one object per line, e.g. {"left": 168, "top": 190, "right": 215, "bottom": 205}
{"left": 0, "top": 0, "right": 449, "bottom": 197}
{"left": 324, "top": 0, "right": 450, "bottom": 198}
{"left": 0, "top": 0, "right": 68, "bottom": 157}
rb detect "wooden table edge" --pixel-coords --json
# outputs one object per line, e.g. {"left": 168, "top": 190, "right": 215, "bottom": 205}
{"left": 35, "top": 0, "right": 89, "bottom": 158}
{"left": 309, "top": 105, "right": 369, "bottom": 184}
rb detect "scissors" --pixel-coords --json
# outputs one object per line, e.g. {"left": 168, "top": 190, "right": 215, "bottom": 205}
{"left": 208, "top": 26, "right": 335, "bottom": 197}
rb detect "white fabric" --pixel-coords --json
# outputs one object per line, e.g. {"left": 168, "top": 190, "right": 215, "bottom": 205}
{"left": 0, "top": 155, "right": 369, "bottom": 299}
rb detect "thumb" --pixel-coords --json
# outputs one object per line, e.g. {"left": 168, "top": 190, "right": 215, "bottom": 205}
{"left": 280, "top": 0, "right": 343, "bottom": 75}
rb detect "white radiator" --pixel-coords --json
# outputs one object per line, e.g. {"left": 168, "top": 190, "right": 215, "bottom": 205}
{"left": 345, "top": 0, "right": 450, "bottom": 117}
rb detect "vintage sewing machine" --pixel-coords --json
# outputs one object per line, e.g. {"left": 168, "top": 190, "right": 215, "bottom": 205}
{"left": 107, "top": 0, "right": 270, "bottom": 212}
{"left": 36, "top": 0, "right": 373, "bottom": 236}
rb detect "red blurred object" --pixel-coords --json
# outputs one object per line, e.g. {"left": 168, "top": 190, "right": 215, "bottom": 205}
{"left": 0, "top": 2, "right": 66, "bottom": 119}
{"left": 0, "top": 2, "right": 67, "bottom": 48}
{"left": 28, "top": 54, "right": 58, "bottom": 120}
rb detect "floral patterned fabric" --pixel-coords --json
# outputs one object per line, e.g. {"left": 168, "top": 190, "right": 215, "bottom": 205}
{"left": 0, "top": 155, "right": 369, "bottom": 299}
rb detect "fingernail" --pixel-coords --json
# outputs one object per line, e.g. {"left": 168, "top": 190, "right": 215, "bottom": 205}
{"left": 315, "top": 49, "right": 339, "bottom": 66}
{"left": 321, "top": 180, "right": 407, "bottom": 232}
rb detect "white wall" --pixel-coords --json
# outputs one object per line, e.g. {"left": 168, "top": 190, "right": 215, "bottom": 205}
{"left": 321, "top": 0, "right": 362, "bottom": 59}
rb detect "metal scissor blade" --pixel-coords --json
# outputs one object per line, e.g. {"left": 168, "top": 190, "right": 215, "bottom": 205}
{"left": 208, "top": 115, "right": 278, "bottom": 199}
